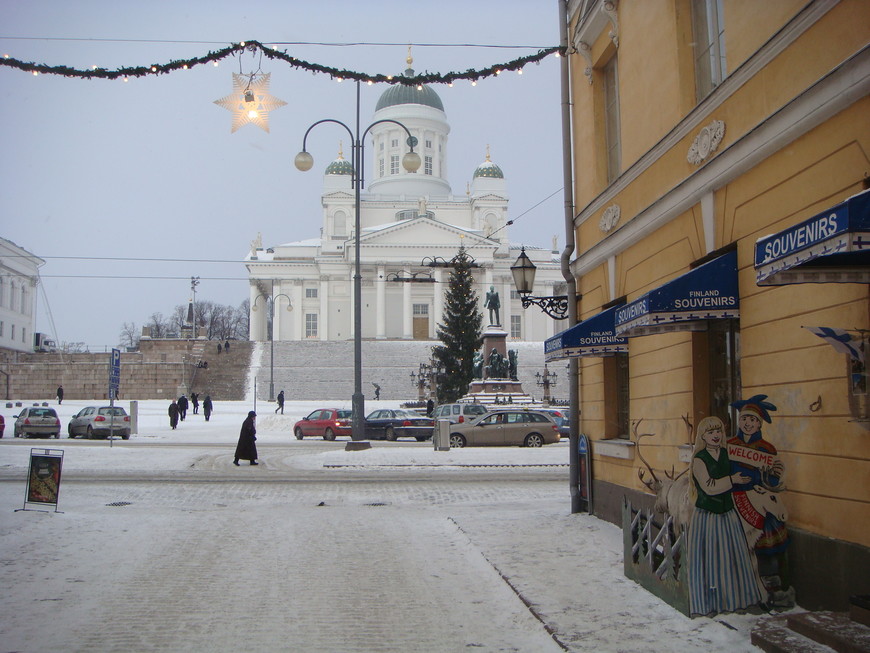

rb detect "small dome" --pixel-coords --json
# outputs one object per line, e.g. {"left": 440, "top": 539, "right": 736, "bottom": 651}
{"left": 376, "top": 65, "right": 444, "bottom": 112}
{"left": 473, "top": 148, "right": 504, "bottom": 179}
{"left": 325, "top": 145, "right": 354, "bottom": 176}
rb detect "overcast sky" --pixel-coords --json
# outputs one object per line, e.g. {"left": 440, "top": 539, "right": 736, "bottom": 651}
{"left": 1, "top": 0, "right": 565, "bottom": 350}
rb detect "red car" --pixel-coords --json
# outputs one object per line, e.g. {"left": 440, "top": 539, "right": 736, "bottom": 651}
{"left": 293, "top": 408, "right": 353, "bottom": 441}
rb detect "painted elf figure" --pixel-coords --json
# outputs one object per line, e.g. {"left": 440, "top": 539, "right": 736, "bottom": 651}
{"left": 728, "top": 395, "right": 792, "bottom": 606}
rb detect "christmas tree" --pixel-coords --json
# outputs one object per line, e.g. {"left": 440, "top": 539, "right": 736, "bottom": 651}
{"left": 433, "top": 246, "right": 483, "bottom": 403}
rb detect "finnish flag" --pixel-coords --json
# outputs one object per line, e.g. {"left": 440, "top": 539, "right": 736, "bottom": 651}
{"left": 803, "top": 326, "right": 865, "bottom": 362}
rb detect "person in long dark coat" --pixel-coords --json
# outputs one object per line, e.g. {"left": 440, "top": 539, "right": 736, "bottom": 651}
{"left": 168, "top": 401, "right": 179, "bottom": 430}
{"left": 56, "top": 385, "right": 64, "bottom": 405}
{"left": 275, "top": 390, "right": 285, "bottom": 414}
{"left": 234, "top": 411, "right": 258, "bottom": 466}
{"left": 224, "top": 340, "right": 230, "bottom": 352}
{"left": 191, "top": 392, "right": 199, "bottom": 414}
{"left": 177, "top": 395, "right": 189, "bottom": 421}
{"left": 203, "top": 395, "right": 213, "bottom": 421}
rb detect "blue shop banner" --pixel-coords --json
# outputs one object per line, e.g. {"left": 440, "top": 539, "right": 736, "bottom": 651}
{"left": 755, "top": 189, "right": 870, "bottom": 285}
{"left": 545, "top": 304, "right": 628, "bottom": 361}
{"left": 615, "top": 250, "right": 739, "bottom": 337}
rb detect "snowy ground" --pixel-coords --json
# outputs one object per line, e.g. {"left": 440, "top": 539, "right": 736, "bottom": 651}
{"left": 0, "top": 399, "right": 772, "bottom": 651}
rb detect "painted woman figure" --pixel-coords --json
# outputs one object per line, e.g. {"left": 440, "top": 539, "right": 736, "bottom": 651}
{"left": 688, "top": 416, "right": 764, "bottom": 616}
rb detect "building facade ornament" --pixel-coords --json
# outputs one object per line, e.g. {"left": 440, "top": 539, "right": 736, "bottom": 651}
{"left": 571, "top": 0, "right": 620, "bottom": 84}
{"left": 599, "top": 204, "right": 621, "bottom": 232}
{"left": 687, "top": 120, "right": 726, "bottom": 165}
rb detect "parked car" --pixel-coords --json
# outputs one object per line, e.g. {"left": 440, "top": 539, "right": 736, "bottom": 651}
{"left": 431, "top": 402, "right": 489, "bottom": 424}
{"left": 293, "top": 408, "right": 353, "bottom": 440}
{"left": 68, "top": 406, "right": 131, "bottom": 439}
{"left": 14, "top": 407, "right": 61, "bottom": 439}
{"left": 537, "top": 408, "right": 571, "bottom": 437}
{"left": 448, "top": 409, "right": 560, "bottom": 448}
{"left": 364, "top": 408, "right": 435, "bottom": 441}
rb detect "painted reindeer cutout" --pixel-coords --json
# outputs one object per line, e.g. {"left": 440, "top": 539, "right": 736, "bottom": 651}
{"left": 635, "top": 417, "right": 694, "bottom": 534}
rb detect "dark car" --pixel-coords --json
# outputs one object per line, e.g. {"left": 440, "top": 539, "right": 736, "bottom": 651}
{"left": 448, "top": 409, "right": 560, "bottom": 448}
{"left": 68, "top": 406, "right": 131, "bottom": 439}
{"left": 13, "top": 407, "right": 61, "bottom": 439}
{"left": 364, "top": 408, "right": 435, "bottom": 441}
{"left": 537, "top": 408, "right": 571, "bottom": 437}
{"left": 293, "top": 408, "right": 353, "bottom": 440}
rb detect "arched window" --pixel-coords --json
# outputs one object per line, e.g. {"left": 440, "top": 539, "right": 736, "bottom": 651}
{"left": 333, "top": 211, "right": 347, "bottom": 237}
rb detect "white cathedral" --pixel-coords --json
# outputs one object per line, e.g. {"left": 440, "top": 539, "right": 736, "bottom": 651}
{"left": 246, "top": 58, "right": 564, "bottom": 344}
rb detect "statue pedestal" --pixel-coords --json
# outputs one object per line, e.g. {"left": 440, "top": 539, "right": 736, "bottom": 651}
{"left": 482, "top": 326, "right": 508, "bottom": 375}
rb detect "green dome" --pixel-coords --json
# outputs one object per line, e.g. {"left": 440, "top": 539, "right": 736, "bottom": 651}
{"left": 376, "top": 68, "right": 444, "bottom": 112}
{"left": 325, "top": 153, "right": 354, "bottom": 176}
{"left": 473, "top": 154, "right": 504, "bottom": 179}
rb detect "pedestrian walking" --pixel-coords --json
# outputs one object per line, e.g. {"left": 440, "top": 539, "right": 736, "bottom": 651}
{"left": 217, "top": 342, "right": 222, "bottom": 354}
{"left": 177, "top": 395, "right": 189, "bottom": 421}
{"left": 168, "top": 401, "right": 179, "bottom": 430}
{"left": 56, "top": 385, "right": 64, "bottom": 405}
{"left": 426, "top": 398, "right": 434, "bottom": 416}
{"left": 275, "top": 390, "right": 285, "bottom": 414}
{"left": 203, "top": 395, "right": 213, "bottom": 421}
{"left": 191, "top": 392, "right": 199, "bottom": 414}
{"left": 233, "top": 411, "right": 258, "bottom": 466}
{"left": 224, "top": 340, "right": 230, "bottom": 353}
{"left": 372, "top": 382, "right": 381, "bottom": 400}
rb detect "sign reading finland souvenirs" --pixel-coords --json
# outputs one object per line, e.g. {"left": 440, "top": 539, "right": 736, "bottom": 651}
{"left": 615, "top": 250, "right": 739, "bottom": 337}
{"left": 544, "top": 304, "right": 627, "bottom": 361}
{"left": 755, "top": 188, "right": 870, "bottom": 285}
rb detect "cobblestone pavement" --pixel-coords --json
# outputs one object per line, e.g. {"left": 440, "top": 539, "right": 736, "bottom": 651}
{"left": 0, "top": 477, "right": 570, "bottom": 652}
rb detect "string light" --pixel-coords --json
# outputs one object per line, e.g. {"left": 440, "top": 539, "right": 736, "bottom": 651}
{"left": 0, "top": 39, "right": 562, "bottom": 86}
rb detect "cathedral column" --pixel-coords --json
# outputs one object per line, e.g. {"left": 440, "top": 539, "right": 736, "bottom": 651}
{"left": 319, "top": 276, "right": 329, "bottom": 341}
{"left": 249, "top": 283, "right": 266, "bottom": 341}
{"left": 376, "top": 264, "right": 386, "bottom": 339}
{"left": 433, "top": 269, "right": 443, "bottom": 332}
{"left": 292, "top": 280, "right": 303, "bottom": 341}
{"left": 403, "top": 265, "right": 412, "bottom": 339}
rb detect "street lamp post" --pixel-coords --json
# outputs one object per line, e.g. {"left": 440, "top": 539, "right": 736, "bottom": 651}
{"left": 295, "top": 80, "right": 420, "bottom": 439}
{"left": 252, "top": 279, "right": 292, "bottom": 402}
{"left": 535, "top": 365, "right": 558, "bottom": 405}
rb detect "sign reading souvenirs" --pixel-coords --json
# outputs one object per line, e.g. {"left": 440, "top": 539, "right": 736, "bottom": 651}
{"left": 755, "top": 188, "right": 870, "bottom": 285}
{"left": 615, "top": 250, "right": 739, "bottom": 337}
{"left": 544, "top": 304, "right": 627, "bottom": 361}
{"left": 19, "top": 448, "right": 64, "bottom": 513}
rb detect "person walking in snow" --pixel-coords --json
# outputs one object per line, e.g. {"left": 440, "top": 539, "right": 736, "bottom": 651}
{"left": 217, "top": 342, "right": 222, "bottom": 354}
{"left": 203, "top": 395, "right": 213, "bottom": 421}
{"left": 233, "top": 411, "right": 258, "bottom": 466}
{"left": 177, "top": 395, "right": 189, "bottom": 421}
{"left": 275, "top": 390, "right": 285, "bottom": 414}
{"left": 224, "top": 340, "right": 230, "bottom": 353}
{"left": 56, "top": 385, "right": 64, "bottom": 405}
{"left": 191, "top": 392, "right": 199, "bottom": 414}
{"left": 168, "top": 401, "right": 179, "bottom": 430}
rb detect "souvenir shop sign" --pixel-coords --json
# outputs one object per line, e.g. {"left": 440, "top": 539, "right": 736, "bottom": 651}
{"left": 615, "top": 250, "right": 739, "bottom": 337}
{"left": 545, "top": 304, "right": 628, "bottom": 361}
{"left": 755, "top": 188, "right": 870, "bottom": 285}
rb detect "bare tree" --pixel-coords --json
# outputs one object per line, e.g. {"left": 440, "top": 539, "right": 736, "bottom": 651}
{"left": 145, "top": 312, "right": 170, "bottom": 339}
{"left": 118, "top": 322, "right": 140, "bottom": 350}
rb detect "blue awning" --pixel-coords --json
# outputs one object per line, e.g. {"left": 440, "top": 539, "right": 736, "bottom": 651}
{"left": 544, "top": 304, "right": 628, "bottom": 361}
{"left": 755, "top": 189, "right": 870, "bottom": 285}
{"left": 615, "top": 250, "right": 739, "bottom": 337}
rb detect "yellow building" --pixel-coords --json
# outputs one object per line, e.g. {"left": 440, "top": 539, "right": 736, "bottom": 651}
{"left": 558, "top": 0, "right": 869, "bottom": 610}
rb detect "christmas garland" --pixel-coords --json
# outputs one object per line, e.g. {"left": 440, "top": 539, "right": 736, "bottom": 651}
{"left": 0, "top": 39, "right": 562, "bottom": 84}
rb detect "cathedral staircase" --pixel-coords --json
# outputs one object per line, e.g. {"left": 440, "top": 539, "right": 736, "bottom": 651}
{"left": 248, "top": 340, "right": 556, "bottom": 404}
{"left": 189, "top": 340, "right": 254, "bottom": 401}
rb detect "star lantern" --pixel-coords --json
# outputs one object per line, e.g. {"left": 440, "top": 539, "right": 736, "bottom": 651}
{"left": 213, "top": 72, "right": 286, "bottom": 133}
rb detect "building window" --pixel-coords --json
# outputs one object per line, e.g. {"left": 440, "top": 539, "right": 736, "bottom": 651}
{"left": 424, "top": 155, "right": 433, "bottom": 176}
{"left": 20, "top": 285, "right": 26, "bottom": 314}
{"left": 692, "top": 0, "right": 727, "bottom": 100}
{"left": 693, "top": 319, "right": 741, "bottom": 429}
{"left": 305, "top": 288, "right": 318, "bottom": 299}
{"left": 22, "top": 327, "right": 26, "bottom": 343}
{"left": 379, "top": 158, "right": 385, "bottom": 177}
{"left": 604, "top": 352, "right": 630, "bottom": 439}
{"left": 305, "top": 313, "right": 318, "bottom": 338}
{"left": 0, "top": 321, "right": 4, "bottom": 337}
{"left": 511, "top": 315, "right": 522, "bottom": 339}
{"left": 390, "top": 155, "right": 399, "bottom": 175}
{"left": 412, "top": 303, "right": 429, "bottom": 316}
{"left": 10, "top": 324, "right": 15, "bottom": 341}
{"left": 603, "top": 56, "right": 621, "bottom": 182}
{"left": 333, "top": 211, "right": 347, "bottom": 237}
{"left": 379, "top": 142, "right": 384, "bottom": 151}
{"left": 425, "top": 139, "right": 432, "bottom": 149}
{"left": 391, "top": 138, "right": 398, "bottom": 147}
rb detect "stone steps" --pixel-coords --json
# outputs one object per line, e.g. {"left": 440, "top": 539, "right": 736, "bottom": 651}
{"left": 752, "top": 598, "right": 870, "bottom": 653}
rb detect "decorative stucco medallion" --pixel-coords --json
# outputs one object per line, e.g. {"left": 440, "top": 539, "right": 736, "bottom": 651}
{"left": 687, "top": 120, "right": 725, "bottom": 165}
{"left": 599, "top": 204, "right": 621, "bottom": 232}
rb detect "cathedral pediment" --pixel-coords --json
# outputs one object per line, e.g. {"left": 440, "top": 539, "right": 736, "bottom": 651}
{"left": 359, "top": 217, "right": 494, "bottom": 248}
